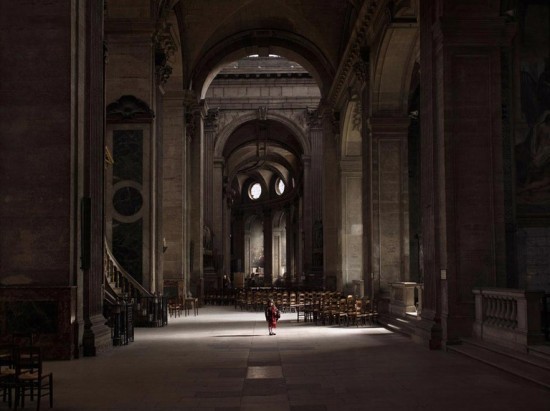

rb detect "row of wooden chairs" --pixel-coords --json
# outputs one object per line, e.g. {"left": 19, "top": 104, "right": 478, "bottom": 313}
{"left": 235, "top": 289, "right": 314, "bottom": 312}
{"left": 234, "top": 290, "right": 378, "bottom": 326}
{"left": 0, "top": 344, "right": 53, "bottom": 410}
{"left": 302, "top": 295, "right": 379, "bottom": 327}
{"left": 203, "top": 292, "right": 236, "bottom": 306}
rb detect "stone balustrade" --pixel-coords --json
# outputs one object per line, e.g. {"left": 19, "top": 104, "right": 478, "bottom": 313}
{"left": 473, "top": 288, "right": 544, "bottom": 351}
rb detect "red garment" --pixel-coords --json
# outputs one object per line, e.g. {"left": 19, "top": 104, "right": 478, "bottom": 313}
{"left": 266, "top": 305, "right": 278, "bottom": 328}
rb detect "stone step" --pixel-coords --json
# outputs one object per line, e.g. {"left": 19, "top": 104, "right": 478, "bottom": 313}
{"left": 447, "top": 339, "right": 550, "bottom": 390}
{"left": 529, "top": 344, "right": 550, "bottom": 362}
{"left": 379, "top": 314, "right": 417, "bottom": 337}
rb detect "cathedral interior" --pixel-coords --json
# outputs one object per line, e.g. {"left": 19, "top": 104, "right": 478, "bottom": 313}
{"left": 1, "top": 0, "right": 550, "bottom": 409}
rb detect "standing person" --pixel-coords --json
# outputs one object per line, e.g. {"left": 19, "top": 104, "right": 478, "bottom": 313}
{"left": 264, "top": 298, "right": 280, "bottom": 335}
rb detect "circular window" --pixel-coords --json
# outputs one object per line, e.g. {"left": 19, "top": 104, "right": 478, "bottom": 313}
{"left": 113, "top": 186, "right": 143, "bottom": 216}
{"left": 249, "top": 183, "right": 262, "bottom": 200}
{"left": 275, "top": 178, "right": 285, "bottom": 195}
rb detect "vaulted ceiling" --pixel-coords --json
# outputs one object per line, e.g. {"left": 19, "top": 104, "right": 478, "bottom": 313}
{"left": 175, "top": 0, "right": 360, "bottom": 95}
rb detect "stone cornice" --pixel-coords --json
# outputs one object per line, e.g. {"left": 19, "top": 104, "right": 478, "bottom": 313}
{"left": 326, "top": 0, "right": 382, "bottom": 109}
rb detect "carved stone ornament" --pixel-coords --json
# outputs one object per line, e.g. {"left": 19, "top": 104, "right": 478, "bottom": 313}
{"left": 155, "top": 49, "right": 173, "bottom": 85}
{"left": 205, "top": 108, "right": 220, "bottom": 130}
{"left": 306, "top": 108, "right": 323, "bottom": 129}
{"left": 185, "top": 111, "right": 198, "bottom": 141}
{"left": 153, "top": 21, "right": 176, "bottom": 86}
{"left": 258, "top": 106, "right": 268, "bottom": 121}
{"left": 352, "top": 99, "right": 362, "bottom": 131}
{"left": 106, "top": 95, "right": 154, "bottom": 122}
{"left": 353, "top": 59, "right": 368, "bottom": 84}
{"left": 330, "top": 111, "right": 340, "bottom": 136}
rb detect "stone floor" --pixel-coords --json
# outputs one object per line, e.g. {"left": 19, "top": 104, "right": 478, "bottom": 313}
{"left": 38, "top": 306, "right": 550, "bottom": 410}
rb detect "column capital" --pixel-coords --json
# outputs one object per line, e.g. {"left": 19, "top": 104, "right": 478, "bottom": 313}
{"left": 305, "top": 108, "right": 323, "bottom": 129}
{"left": 182, "top": 90, "right": 199, "bottom": 110}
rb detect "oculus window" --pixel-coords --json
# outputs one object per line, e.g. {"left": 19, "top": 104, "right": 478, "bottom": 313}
{"left": 249, "top": 183, "right": 262, "bottom": 200}
{"left": 276, "top": 178, "right": 285, "bottom": 195}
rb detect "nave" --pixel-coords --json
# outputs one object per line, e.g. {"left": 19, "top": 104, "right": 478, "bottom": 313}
{"left": 44, "top": 306, "right": 550, "bottom": 411}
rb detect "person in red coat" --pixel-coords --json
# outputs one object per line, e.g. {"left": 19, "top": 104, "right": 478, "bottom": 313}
{"left": 265, "top": 299, "right": 279, "bottom": 335}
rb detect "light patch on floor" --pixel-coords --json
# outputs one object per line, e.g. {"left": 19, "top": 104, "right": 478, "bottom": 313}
{"left": 246, "top": 365, "right": 283, "bottom": 379}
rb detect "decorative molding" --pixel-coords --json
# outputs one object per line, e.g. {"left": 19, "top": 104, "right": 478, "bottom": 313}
{"left": 106, "top": 95, "right": 154, "bottom": 122}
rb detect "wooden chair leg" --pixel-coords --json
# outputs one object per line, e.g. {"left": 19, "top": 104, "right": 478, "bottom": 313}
{"left": 50, "top": 375, "right": 53, "bottom": 408}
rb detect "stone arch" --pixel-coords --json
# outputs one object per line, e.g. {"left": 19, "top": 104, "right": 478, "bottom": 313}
{"left": 191, "top": 29, "right": 334, "bottom": 99}
{"left": 214, "top": 111, "right": 311, "bottom": 158}
{"left": 371, "top": 24, "right": 419, "bottom": 114}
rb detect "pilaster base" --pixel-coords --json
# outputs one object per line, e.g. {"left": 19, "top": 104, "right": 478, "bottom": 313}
{"left": 413, "top": 310, "right": 442, "bottom": 350}
{"left": 83, "top": 314, "right": 112, "bottom": 357}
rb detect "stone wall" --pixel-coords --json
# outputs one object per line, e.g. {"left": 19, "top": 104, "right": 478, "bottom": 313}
{"left": 518, "top": 227, "right": 550, "bottom": 292}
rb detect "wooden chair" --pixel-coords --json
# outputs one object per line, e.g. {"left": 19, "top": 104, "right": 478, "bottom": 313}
{"left": 351, "top": 299, "right": 368, "bottom": 327}
{"left": 14, "top": 347, "right": 53, "bottom": 410}
{"left": 0, "top": 345, "right": 17, "bottom": 408}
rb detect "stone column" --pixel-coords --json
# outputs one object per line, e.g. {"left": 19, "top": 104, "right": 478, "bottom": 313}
{"left": 302, "top": 155, "right": 312, "bottom": 276}
{"left": 369, "top": 117, "right": 410, "bottom": 299}
{"left": 202, "top": 104, "right": 218, "bottom": 289}
{"left": 340, "top": 158, "right": 363, "bottom": 294}
{"left": 161, "top": 91, "right": 187, "bottom": 291}
{"left": 203, "top": 108, "right": 219, "bottom": 230}
{"left": 263, "top": 208, "right": 273, "bottom": 285}
{"left": 419, "top": 2, "right": 511, "bottom": 347}
{"left": 355, "top": 56, "right": 373, "bottom": 301}
{"left": 273, "top": 227, "right": 282, "bottom": 280}
{"left": 83, "top": 0, "right": 111, "bottom": 357}
{"left": 212, "top": 157, "right": 225, "bottom": 273}
{"left": 322, "top": 109, "right": 341, "bottom": 290}
{"left": 307, "top": 110, "right": 324, "bottom": 282}
{"left": 186, "top": 94, "right": 204, "bottom": 298}
{"left": 285, "top": 206, "right": 295, "bottom": 282}
{"left": 232, "top": 211, "right": 244, "bottom": 276}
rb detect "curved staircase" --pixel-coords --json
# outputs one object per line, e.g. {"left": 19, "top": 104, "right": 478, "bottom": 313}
{"left": 103, "top": 242, "right": 167, "bottom": 346}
